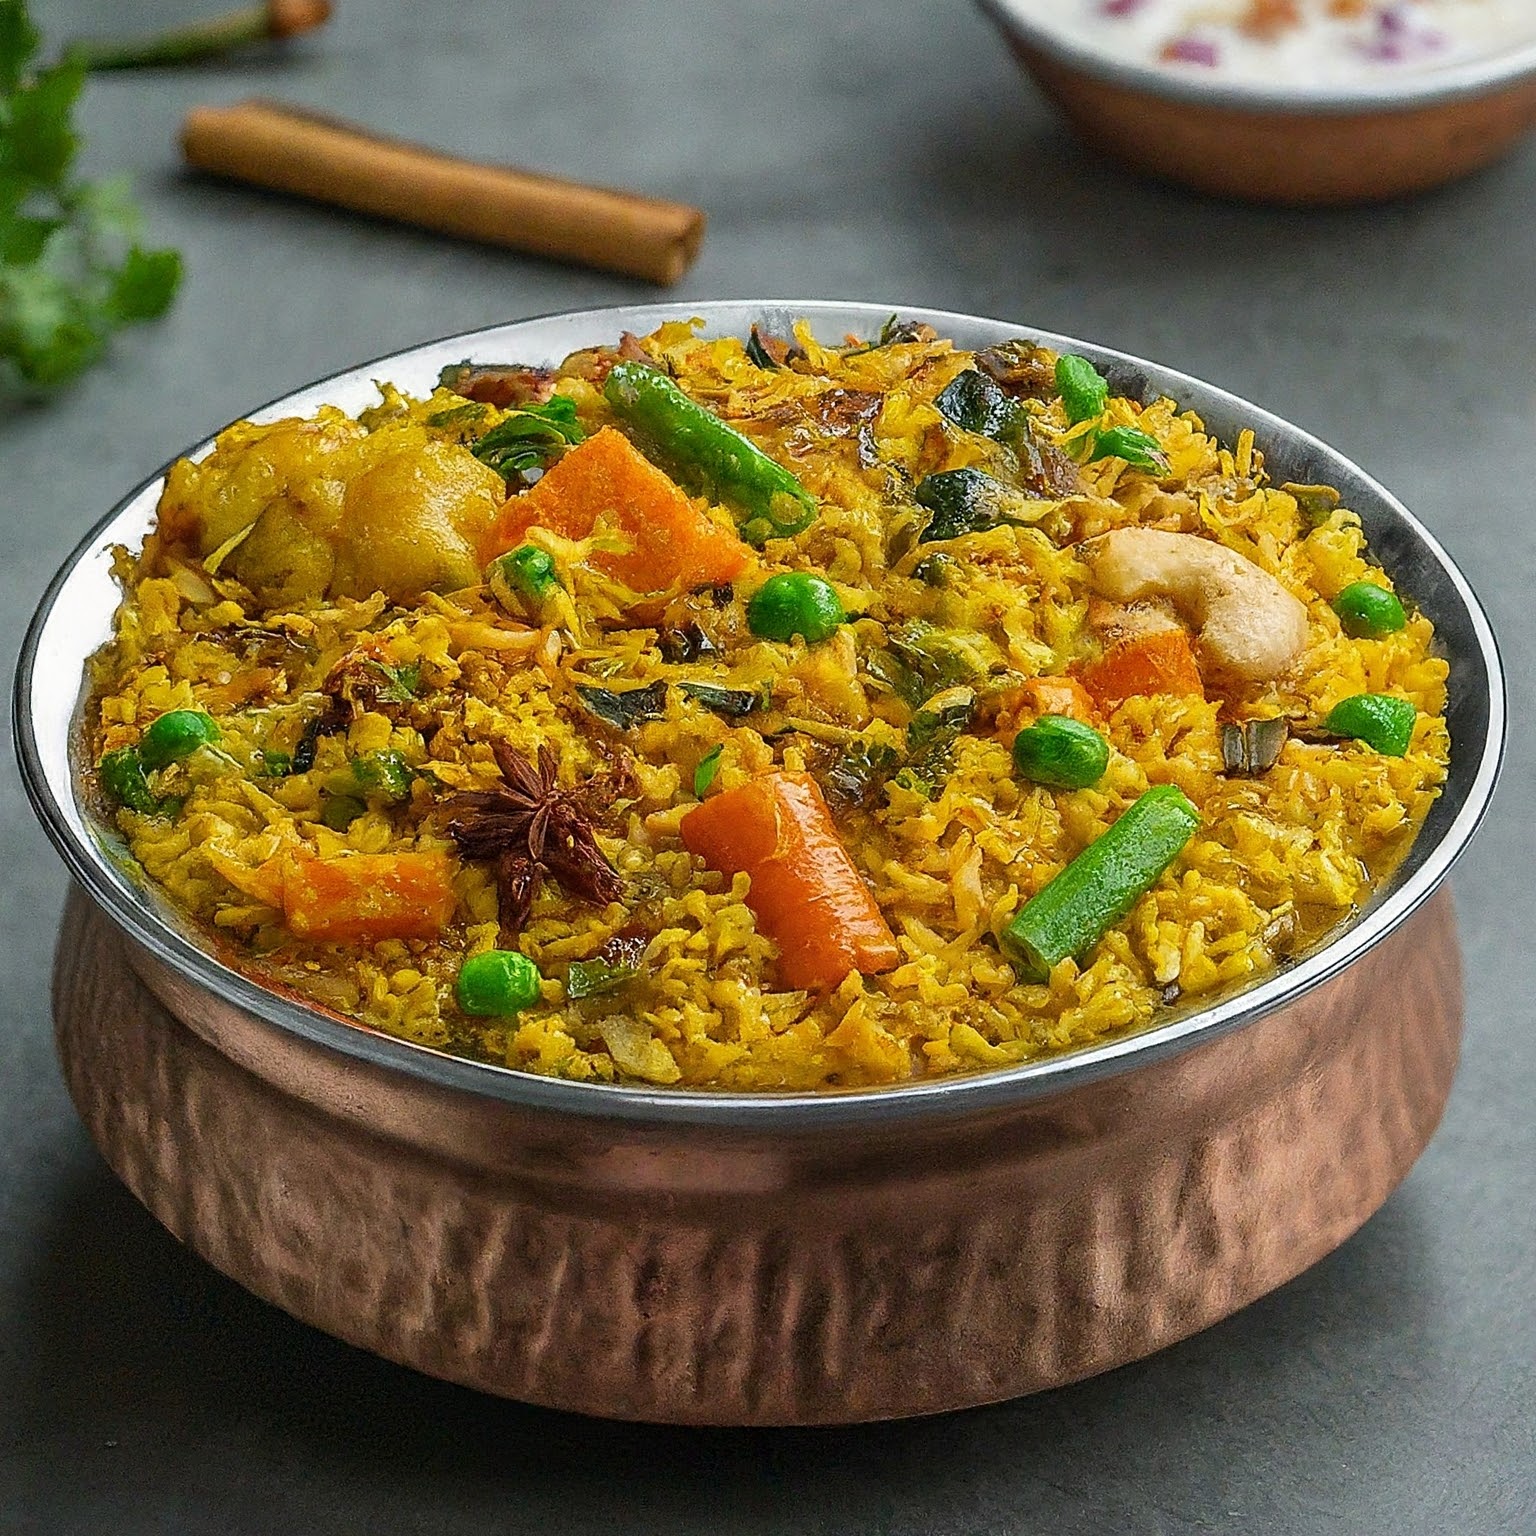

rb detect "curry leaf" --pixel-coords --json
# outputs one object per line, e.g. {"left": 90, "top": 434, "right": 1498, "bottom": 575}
{"left": 471, "top": 394, "right": 586, "bottom": 480}
{"left": 933, "top": 369, "right": 1019, "bottom": 438}
{"left": 678, "top": 681, "right": 763, "bottom": 719}
{"left": 367, "top": 658, "right": 421, "bottom": 704}
{"left": 567, "top": 955, "right": 640, "bottom": 1000}
{"left": 915, "top": 468, "right": 1046, "bottom": 544}
{"left": 576, "top": 681, "right": 668, "bottom": 730}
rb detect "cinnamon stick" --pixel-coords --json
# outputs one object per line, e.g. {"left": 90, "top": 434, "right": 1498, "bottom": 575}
{"left": 180, "top": 99, "right": 705, "bottom": 285}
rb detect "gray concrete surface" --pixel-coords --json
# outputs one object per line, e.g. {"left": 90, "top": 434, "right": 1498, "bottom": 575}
{"left": 3, "top": 1, "right": 1533, "bottom": 1531}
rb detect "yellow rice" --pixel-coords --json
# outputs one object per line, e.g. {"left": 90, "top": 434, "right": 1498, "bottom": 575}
{"left": 85, "top": 319, "right": 1449, "bottom": 1089}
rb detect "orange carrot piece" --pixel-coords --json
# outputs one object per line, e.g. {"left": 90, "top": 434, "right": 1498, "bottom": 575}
{"left": 1081, "top": 629, "right": 1205, "bottom": 709}
{"left": 487, "top": 426, "right": 752, "bottom": 594}
{"left": 680, "top": 771, "right": 899, "bottom": 992}
{"left": 989, "top": 674, "right": 1100, "bottom": 742}
{"left": 281, "top": 850, "right": 457, "bottom": 944}
{"left": 1020, "top": 675, "right": 1100, "bottom": 725}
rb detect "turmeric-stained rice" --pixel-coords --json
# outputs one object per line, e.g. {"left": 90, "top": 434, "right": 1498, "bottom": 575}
{"left": 85, "top": 319, "right": 1449, "bottom": 1089}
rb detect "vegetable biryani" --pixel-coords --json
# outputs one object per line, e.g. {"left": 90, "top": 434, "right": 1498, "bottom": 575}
{"left": 84, "top": 317, "right": 1449, "bottom": 1089}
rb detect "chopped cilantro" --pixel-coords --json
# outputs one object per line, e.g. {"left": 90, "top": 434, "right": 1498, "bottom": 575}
{"left": 0, "top": 0, "right": 181, "bottom": 393}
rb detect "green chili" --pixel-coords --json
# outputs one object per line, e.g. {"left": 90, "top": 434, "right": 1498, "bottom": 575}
{"left": 602, "top": 361, "right": 817, "bottom": 544}
{"left": 489, "top": 543, "right": 561, "bottom": 619}
{"left": 1088, "top": 426, "right": 1168, "bottom": 474}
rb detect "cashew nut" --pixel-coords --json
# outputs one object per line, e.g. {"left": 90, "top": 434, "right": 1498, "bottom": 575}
{"left": 1081, "top": 528, "right": 1309, "bottom": 682}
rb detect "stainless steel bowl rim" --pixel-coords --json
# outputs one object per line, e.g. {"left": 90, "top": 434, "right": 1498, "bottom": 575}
{"left": 979, "top": 0, "right": 1536, "bottom": 114}
{"left": 14, "top": 299, "right": 1506, "bottom": 1130}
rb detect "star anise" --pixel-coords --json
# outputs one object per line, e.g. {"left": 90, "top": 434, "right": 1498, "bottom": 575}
{"left": 443, "top": 741, "right": 625, "bottom": 943}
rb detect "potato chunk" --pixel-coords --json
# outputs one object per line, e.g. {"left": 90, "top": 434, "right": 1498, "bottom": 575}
{"left": 334, "top": 441, "right": 505, "bottom": 601}
{"left": 157, "top": 410, "right": 505, "bottom": 607}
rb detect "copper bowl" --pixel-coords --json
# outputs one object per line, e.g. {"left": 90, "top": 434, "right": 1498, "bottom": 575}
{"left": 979, "top": 0, "right": 1536, "bottom": 204}
{"left": 15, "top": 301, "right": 1505, "bottom": 1424}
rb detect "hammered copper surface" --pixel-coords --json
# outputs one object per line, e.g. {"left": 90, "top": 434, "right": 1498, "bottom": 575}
{"left": 51, "top": 884, "right": 1464, "bottom": 1425}
{"left": 1015, "top": 45, "right": 1536, "bottom": 205}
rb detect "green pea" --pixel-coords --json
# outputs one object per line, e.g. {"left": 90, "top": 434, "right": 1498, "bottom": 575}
{"left": 1333, "top": 581, "right": 1406, "bottom": 639}
{"left": 321, "top": 794, "right": 366, "bottom": 831}
{"left": 257, "top": 749, "right": 292, "bottom": 778}
{"left": 139, "top": 708, "right": 220, "bottom": 770}
{"left": 913, "top": 551, "right": 958, "bottom": 588}
{"left": 747, "top": 571, "right": 845, "bottom": 644}
{"left": 1055, "top": 354, "right": 1108, "bottom": 425}
{"left": 99, "top": 747, "right": 160, "bottom": 814}
{"left": 1325, "top": 694, "right": 1417, "bottom": 757}
{"left": 1012, "top": 715, "right": 1111, "bottom": 790}
{"left": 349, "top": 750, "right": 414, "bottom": 803}
{"left": 457, "top": 949, "right": 544, "bottom": 1017}
{"left": 498, "top": 543, "right": 559, "bottom": 598}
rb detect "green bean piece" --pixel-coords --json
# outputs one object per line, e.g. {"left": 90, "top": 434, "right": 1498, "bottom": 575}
{"left": 1003, "top": 784, "right": 1200, "bottom": 981}
{"left": 602, "top": 361, "right": 817, "bottom": 544}
{"left": 1088, "top": 426, "right": 1168, "bottom": 473}
{"left": 1055, "top": 354, "right": 1109, "bottom": 425}
{"left": 1324, "top": 694, "right": 1417, "bottom": 756}
{"left": 1012, "top": 715, "right": 1110, "bottom": 790}
{"left": 747, "top": 571, "right": 845, "bottom": 644}
{"left": 99, "top": 747, "right": 160, "bottom": 815}
{"left": 458, "top": 949, "right": 543, "bottom": 1016}
{"left": 138, "top": 708, "right": 220, "bottom": 769}
{"left": 1333, "top": 581, "right": 1406, "bottom": 639}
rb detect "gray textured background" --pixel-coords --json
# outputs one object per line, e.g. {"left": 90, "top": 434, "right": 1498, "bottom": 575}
{"left": 4, "top": 1, "right": 1533, "bottom": 1531}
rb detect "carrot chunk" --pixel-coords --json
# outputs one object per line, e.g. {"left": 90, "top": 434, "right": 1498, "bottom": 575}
{"left": 486, "top": 426, "right": 752, "bottom": 595}
{"left": 1081, "top": 629, "right": 1205, "bottom": 709}
{"left": 1021, "top": 675, "right": 1099, "bottom": 724}
{"left": 281, "top": 850, "right": 457, "bottom": 944}
{"left": 680, "top": 771, "right": 899, "bottom": 992}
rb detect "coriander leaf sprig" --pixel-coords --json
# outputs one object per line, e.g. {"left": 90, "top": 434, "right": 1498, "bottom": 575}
{"left": 0, "top": 0, "right": 182, "bottom": 393}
